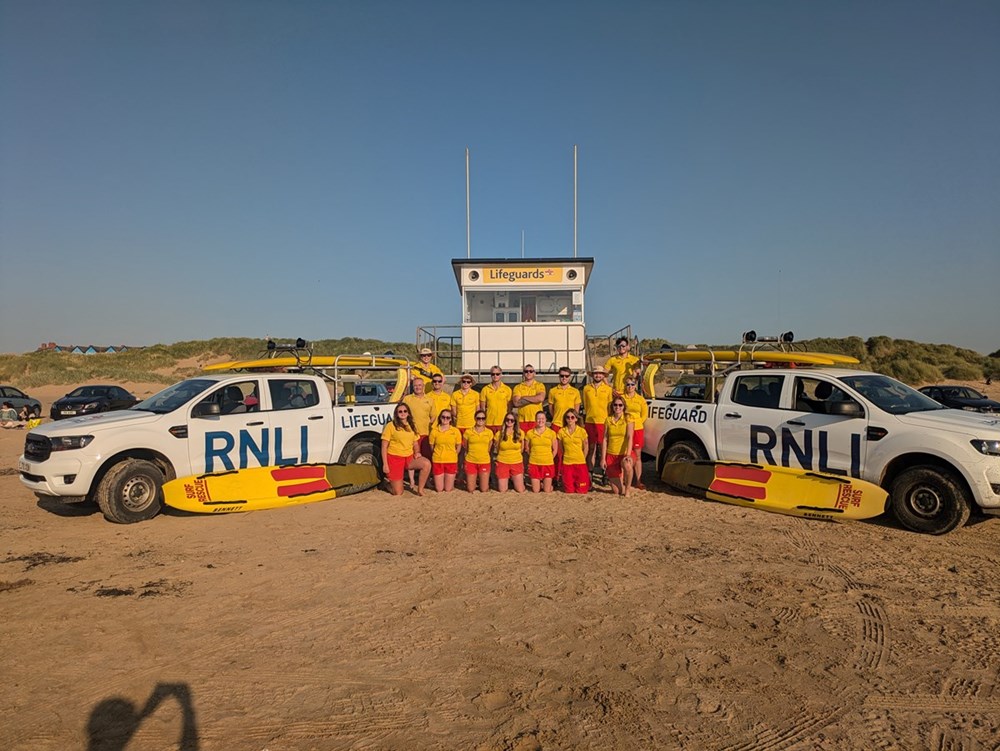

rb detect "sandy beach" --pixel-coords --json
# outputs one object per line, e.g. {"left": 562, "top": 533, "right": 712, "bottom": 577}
{"left": 2, "top": 381, "right": 1000, "bottom": 750}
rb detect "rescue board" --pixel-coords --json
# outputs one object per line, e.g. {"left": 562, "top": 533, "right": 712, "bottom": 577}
{"left": 660, "top": 460, "right": 887, "bottom": 521}
{"left": 162, "top": 463, "right": 380, "bottom": 514}
{"left": 204, "top": 355, "right": 410, "bottom": 371}
{"left": 644, "top": 350, "right": 851, "bottom": 366}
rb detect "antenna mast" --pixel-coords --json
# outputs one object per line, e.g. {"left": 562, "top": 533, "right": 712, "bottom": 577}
{"left": 466, "top": 147, "right": 471, "bottom": 258}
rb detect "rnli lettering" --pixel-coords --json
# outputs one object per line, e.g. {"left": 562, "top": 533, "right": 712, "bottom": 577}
{"left": 648, "top": 404, "right": 708, "bottom": 423}
{"left": 205, "top": 426, "right": 310, "bottom": 472}
{"left": 749, "top": 424, "right": 861, "bottom": 477}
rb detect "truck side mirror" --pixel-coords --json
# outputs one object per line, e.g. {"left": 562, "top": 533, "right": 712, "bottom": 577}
{"left": 192, "top": 402, "right": 221, "bottom": 418}
{"left": 827, "top": 401, "right": 863, "bottom": 418}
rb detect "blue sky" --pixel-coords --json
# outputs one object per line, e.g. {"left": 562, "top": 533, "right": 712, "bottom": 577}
{"left": 2, "top": 0, "right": 998, "bottom": 355}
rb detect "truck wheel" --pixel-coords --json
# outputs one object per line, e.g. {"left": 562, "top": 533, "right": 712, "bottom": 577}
{"left": 95, "top": 459, "right": 164, "bottom": 524}
{"left": 890, "top": 466, "right": 971, "bottom": 535}
{"left": 664, "top": 439, "right": 708, "bottom": 464}
{"left": 342, "top": 438, "right": 382, "bottom": 470}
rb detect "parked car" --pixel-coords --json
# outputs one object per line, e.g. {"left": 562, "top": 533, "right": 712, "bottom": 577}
{"left": 50, "top": 385, "right": 139, "bottom": 420}
{"left": 918, "top": 385, "right": 1000, "bottom": 414}
{"left": 336, "top": 382, "right": 390, "bottom": 405}
{"left": 0, "top": 385, "right": 41, "bottom": 417}
{"left": 667, "top": 382, "right": 706, "bottom": 399}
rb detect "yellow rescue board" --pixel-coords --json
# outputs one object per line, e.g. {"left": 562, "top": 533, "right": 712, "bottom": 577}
{"left": 204, "top": 355, "right": 410, "bottom": 371}
{"left": 661, "top": 461, "right": 887, "bottom": 521}
{"left": 163, "top": 463, "right": 380, "bottom": 514}
{"left": 645, "top": 350, "right": 847, "bottom": 366}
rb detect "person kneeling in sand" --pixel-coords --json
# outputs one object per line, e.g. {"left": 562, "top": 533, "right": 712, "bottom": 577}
{"left": 381, "top": 403, "right": 431, "bottom": 496}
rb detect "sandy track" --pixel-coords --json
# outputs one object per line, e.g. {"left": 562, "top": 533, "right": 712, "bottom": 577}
{"left": 2, "top": 380, "right": 999, "bottom": 749}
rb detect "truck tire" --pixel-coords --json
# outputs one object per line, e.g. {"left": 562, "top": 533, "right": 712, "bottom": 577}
{"left": 95, "top": 459, "right": 164, "bottom": 524}
{"left": 664, "top": 439, "right": 708, "bottom": 464}
{"left": 890, "top": 466, "right": 971, "bottom": 535}
{"left": 342, "top": 438, "right": 382, "bottom": 471}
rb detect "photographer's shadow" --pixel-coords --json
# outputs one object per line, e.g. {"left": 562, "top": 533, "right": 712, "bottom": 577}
{"left": 88, "top": 682, "right": 199, "bottom": 751}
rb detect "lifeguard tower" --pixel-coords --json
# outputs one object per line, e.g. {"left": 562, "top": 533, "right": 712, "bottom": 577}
{"left": 418, "top": 257, "right": 597, "bottom": 378}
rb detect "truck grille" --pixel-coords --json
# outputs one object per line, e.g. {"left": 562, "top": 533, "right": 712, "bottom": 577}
{"left": 23, "top": 434, "right": 51, "bottom": 462}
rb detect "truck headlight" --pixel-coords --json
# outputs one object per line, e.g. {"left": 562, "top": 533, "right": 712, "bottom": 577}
{"left": 50, "top": 435, "right": 95, "bottom": 451}
{"left": 970, "top": 439, "right": 1000, "bottom": 456}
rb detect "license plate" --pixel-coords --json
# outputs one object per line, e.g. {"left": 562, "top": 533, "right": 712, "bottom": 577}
{"left": 63, "top": 410, "right": 76, "bottom": 415}
{"left": 17, "top": 459, "right": 30, "bottom": 473}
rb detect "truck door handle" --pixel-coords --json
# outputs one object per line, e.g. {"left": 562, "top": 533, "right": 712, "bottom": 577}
{"left": 246, "top": 421, "right": 264, "bottom": 426}
{"left": 308, "top": 415, "right": 324, "bottom": 421}
{"left": 786, "top": 420, "right": 806, "bottom": 426}
{"left": 723, "top": 412, "right": 742, "bottom": 419}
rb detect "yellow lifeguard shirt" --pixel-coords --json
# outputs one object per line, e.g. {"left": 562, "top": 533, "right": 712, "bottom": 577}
{"left": 513, "top": 380, "right": 546, "bottom": 423}
{"left": 429, "top": 425, "right": 462, "bottom": 463}
{"left": 605, "top": 415, "right": 633, "bottom": 456}
{"left": 583, "top": 381, "right": 613, "bottom": 424}
{"left": 451, "top": 388, "right": 480, "bottom": 429}
{"left": 496, "top": 431, "right": 524, "bottom": 464}
{"left": 526, "top": 427, "right": 557, "bottom": 466}
{"left": 480, "top": 382, "right": 513, "bottom": 425}
{"left": 428, "top": 389, "right": 452, "bottom": 423}
{"left": 557, "top": 426, "right": 588, "bottom": 465}
{"left": 606, "top": 353, "right": 640, "bottom": 393}
{"left": 464, "top": 428, "right": 493, "bottom": 464}
{"left": 622, "top": 391, "right": 649, "bottom": 427}
{"left": 382, "top": 422, "right": 418, "bottom": 457}
{"left": 403, "top": 393, "right": 434, "bottom": 435}
{"left": 547, "top": 384, "right": 582, "bottom": 427}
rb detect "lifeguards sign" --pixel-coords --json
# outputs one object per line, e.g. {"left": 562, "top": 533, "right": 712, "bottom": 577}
{"left": 483, "top": 266, "right": 563, "bottom": 284}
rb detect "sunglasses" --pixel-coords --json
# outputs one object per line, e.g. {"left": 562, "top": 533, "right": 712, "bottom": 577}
{"left": 397, "top": 409, "right": 409, "bottom": 414}
{"left": 559, "top": 374, "right": 570, "bottom": 379}
{"left": 475, "top": 415, "right": 486, "bottom": 420}
{"left": 440, "top": 415, "right": 452, "bottom": 420}
{"left": 617, "top": 344, "right": 628, "bottom": 349}
{"left": 566, "top": 415, "right": 577, "bottom": 420}
{"left": 504, "top": 418, "right": 515, "bottom": 423}
{"left": 523, "top": 369, "right": 535, "bottom": 373}
{"left": 461, "top": 380, "right": 472, "bottom": 384}
{"left": 491, "top": 372, "right": 502, "bottom": 377}
{"left": 613, "top": 403, "right": 625, "bottom": 408}
{"left": 626, "top": 382, "right": 636, "bottom": 387}
{"left": 432, "top": 379, "right": 443, "bottom": 383}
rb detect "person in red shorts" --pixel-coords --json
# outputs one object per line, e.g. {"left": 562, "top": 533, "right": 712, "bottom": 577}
{"left": 429, "top": 409, "right": 462, "bottom": 492}
{"left": 583, "top": 364, "right": 613, "bottom": 476}
{"left": 513, "top": 364, "right": 546, "bottom": 433}
{"left": 480, "top": 366, "right": 513, "bottom": 433}
{"left": 524, "top": 411, "right": 558, "bottom": 493}
{"left": 621, "top": 378, "right": 649, "bottom": 490}
{"left": 463, "top": 410, "right": 494, "bottom": 493}
{"left": 380, "top": 403, "right": 431, "bottom": 496}
{"left": 557, "top": 409, "right": 590, "bottom": 493}
{"left": 602, "top": 398, "right": 635, "bottom": 497}
{"left": 495, "top": 412, "right": 526, "bottom": 493}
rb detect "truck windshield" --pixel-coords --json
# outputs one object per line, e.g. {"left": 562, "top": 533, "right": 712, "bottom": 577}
{"left": 836, "top": 374, "right": 945, "bottom": 415}
{"left": 132, "top": 379, "right": 217, "bottom": 414}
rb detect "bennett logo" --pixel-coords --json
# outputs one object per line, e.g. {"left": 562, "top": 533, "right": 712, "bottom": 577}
{"left": 483, "top": 267, "right": 563, "bottom": 284}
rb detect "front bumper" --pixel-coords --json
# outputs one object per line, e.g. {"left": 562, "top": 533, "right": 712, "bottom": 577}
{"left": 18, "top": 456, "right": 92, "bottom": 497}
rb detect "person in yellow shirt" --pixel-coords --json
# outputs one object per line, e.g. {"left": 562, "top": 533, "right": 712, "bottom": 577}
{"left": 556, "top": 409, "right": 590, "bottom": 493}
{"left": 547, "top": 367, "right": 582, "bottom": 431}
{"left": 495, "top": 412, "right": 525, "bottom": 493}
{"left": 463, "top": 410, "right": 495, "bottom": 493}
{"left": 602, "top": 399, "right": 635, "bottom": 497}
{"left": 428, "top": 410, "right": 462, "bottom": 492}
{"left": 583, "top": 365, "right": 614, "bottom": 473}
{"left": 480, "top": 366, "right": 513, "bottom": 433}
{"left": 380, "top": 403, "right": 431, "bottom": 496}
{"left": 512, "top": 364, "right": 546, "bottom": 432}
{"left": 412, "top": 347, "right": 444, "bottom": 386}
{"left": 427, "top": 374, "right": 452, "bottom": 424}
{"left": 403, "top": 377, "right": 434, "bottom": 486}
{"left": 606, "top": 336, "right": 641, "bottom": 395}
{"left": 524, "top": 411, "right": 558, "bottom": 493}
{"left": 451, "top": 374, "right": 479, "bottom": 433}
{"left": 621, "top": 378, "right": 649, "bottom": 490}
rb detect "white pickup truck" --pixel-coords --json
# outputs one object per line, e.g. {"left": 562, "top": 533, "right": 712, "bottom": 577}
{"left": 18, "top": 371, "right": 397, "bottom": 523}
{"left": 643, "top": 367, "right": 1000, "bottom": 534}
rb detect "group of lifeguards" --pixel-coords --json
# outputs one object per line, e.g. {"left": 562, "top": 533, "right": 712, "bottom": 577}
{"left": 380, "top": 338, "right": 648, "bottom": 497}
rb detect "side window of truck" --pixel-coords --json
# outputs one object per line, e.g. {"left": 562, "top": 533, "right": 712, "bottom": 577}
{"left": 793, "top": 377, "right": 856, "bottom": 414}
{"left": 269, "top": 379, "right": 319, "bottom": 410}
{"left": 732, "top": 375, "right": 783, "bottom": 409}
{"left": 197, "top": 381, "right": 260, "bottom": 415}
